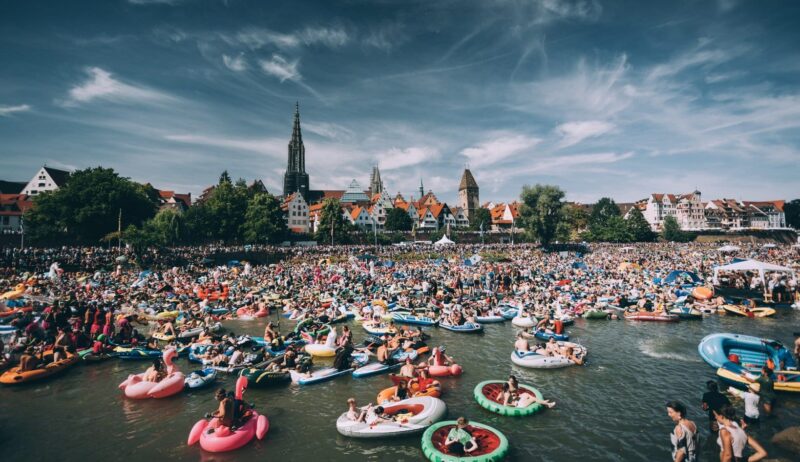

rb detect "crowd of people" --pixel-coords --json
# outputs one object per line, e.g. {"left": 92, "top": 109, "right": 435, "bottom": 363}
{"left": 1, "top": 240, "right": 799, "bottom": 459}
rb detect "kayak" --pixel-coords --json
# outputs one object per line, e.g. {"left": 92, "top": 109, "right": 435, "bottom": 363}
{"left": 511, "top": 316, "right": 535, "bottom": 328}
{"left": 391, "top": 312, "right": 438, "bottom": 326}
{"left": 353, "top": 349, "right": 421, "bottom": 378}
{"left": 439, "top": 321, "right": 483, "bottom": 333}
{"left": 473, "top": 380, "right": 545, "bottom": 417}
{"left": 239, "top": 368, "right": 291, "bottom": 387}
{"left": 669, "top": 306, "right": 703, "bottom": 320}
{"left": 421, "top": 420, "right": 509, "bottom": 462}
{"left": 533, "top": 329, "right": 569, "bottom": 341}
{"left": 290, "top": 367, "right": 354, "bottom": 386}
{"left": 0, "top": 352, "right": 78, "bottom": 385}
{"left": 698, "top": 333, "right": 797, "bottom": 372}
{"left": 721, "top": 305, "right": 775, "bottom": 318}
{"left": 716, "top": 365, "right": 800, "bottom": 393}
{"left": 336, "top": 396, "right": 447, "bottom": 438}
{"left": 624, "top": 311, "right": 679, "bottom": 322}
{"left": 185, "top": 368, "right": 217, "bottom": 390}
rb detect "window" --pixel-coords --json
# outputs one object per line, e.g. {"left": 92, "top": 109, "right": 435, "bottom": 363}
{"left": 30, "top": 190, "right": 37, "bottom": 195}
{"left": 1, "top": 216, "right": 8, "bottom": 225}
{"left": 38, "top": 183, "right": 45, "bottom": 187}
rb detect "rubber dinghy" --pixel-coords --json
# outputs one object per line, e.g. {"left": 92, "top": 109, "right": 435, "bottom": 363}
{"left": 511, "top": 342, "right": 587, "bottom": 369}
{"left": 474, "top": 380, "right": 545, "bottom": 417}
{"left": 698, "top": 333, "right": 796, "bottom": 371}
{"left": 391, "top": 312, "right": 438, "bottom": 326}
{"left": 421, "top": 421, "right": 509, "bottom": 462}
{"left": 336, "top": 396, "right": 447, "bottom": 438}
{"left": 475, "top": 314, "right": 505, "bottom": 323}
{"left": 185, "top": 368, "right": 217, "bottom": 390}
{"left": 533, "top": 329, "right": 569, "bottom": 341}
{"left": 438, "top": 321, "right": 483, "bottom": 333}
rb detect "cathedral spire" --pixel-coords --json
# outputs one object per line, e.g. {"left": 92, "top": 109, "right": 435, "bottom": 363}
{"left": 284, "top": 102, "right": 309, "bottom": 200}
{"left": 291, "top": 101, "right": 302, "bottom": 147}
{"left": 419, "top": 178, "right": 424, "bottom": 199}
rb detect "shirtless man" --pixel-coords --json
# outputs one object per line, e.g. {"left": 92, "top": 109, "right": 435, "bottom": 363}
{"left": 514, "top": 333, "right": 530, "bottom": 352}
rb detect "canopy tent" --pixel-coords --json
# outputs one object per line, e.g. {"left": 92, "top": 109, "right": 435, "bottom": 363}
{"left": 433, "top": 235, "right": 455, "bottom": 246}
{"left": 662, "top": 270, "right": 703, "bottom": 286}
{"left": 712, "top": 259, "right": 797, "bottom": 287}
{"left": 717, "top": 245, "right": 741, "bottom": 252}
{"left": 762, "top": 243, "right": 777, "bottom": 248}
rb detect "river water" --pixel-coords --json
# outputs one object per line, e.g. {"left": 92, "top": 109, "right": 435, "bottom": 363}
{"left": 2, "top": 310, "right": 798, "bottom": 461}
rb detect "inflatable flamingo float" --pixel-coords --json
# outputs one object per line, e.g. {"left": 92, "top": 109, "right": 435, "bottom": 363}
{"left": 118, "top": 348, "right": 185, "bottom": 399}
{"left": 187, "top": 376, "right": 269, "bottom": 453}
{"left": 427, "top": 347, "right": 463, "bottom": 377}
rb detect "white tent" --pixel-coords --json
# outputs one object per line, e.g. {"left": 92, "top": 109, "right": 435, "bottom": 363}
{"left": 762, "top": 243, "right": 777, "bottom": 248}
{"left": 712, "top": 259, "right": 797, "bottom": 286}
{"left": 433, "top": 235, "right": 455, "bottom": 246}
{"left": 717, "top": 245, "right": 741, "bottom": 252}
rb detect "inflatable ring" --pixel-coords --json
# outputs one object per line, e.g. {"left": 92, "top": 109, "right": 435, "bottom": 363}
{"left": 473, "top": 380, "right": 543, "bottom": 417}
{"left": 421, "top": 420, "right": 509, "bottom": 462}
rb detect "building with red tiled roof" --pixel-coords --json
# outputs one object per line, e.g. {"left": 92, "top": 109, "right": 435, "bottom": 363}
{"left": 156, "top": 189, "right": 192, "bottom": 211}
{"left": 282, "top": 192, "right": 310, "bottom": 233}
{"left": 0, "top": 193, "right": 32, "bottom": 233}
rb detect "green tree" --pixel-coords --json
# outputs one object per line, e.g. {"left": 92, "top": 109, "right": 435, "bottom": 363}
{"left": 469, "top": 207, "right": 492, "bottom": 232}
{"left": 314, "top": 198, "right": 354, "bottom": 244}
{"left": 25, "top": 167, "right": 158, "bottom": 244}
{"left": 661, "top": 215, "right": 693, "bottom": 242}
{"left": 385, "top": 207, "right": 413, "bottom": 231}
{"left": 241, "top": 193, "right": 286, "bottom": 243}
{"left": 203, "top": 173, "right": 250, "bottom": 242}
{"left": 148, "top": 208, "right": 184, "bottom": 246}
{"left": 559, "top": 203, "right": 589, "bottom": 241}
{"left": 626, "top": 207, "right": 656, "bottom": 242}
{"left": 589, "top": 197, "right": 621, "bottom": 227}
{"left": 785, "top": 199, "right": 800, "bottom": 229}
{"left": 518, "top": 184, "right": 565, "bottom": 246}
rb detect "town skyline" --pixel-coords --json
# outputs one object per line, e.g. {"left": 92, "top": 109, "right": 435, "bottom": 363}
{"left": 1, "top": 1, "right": 799, "bottom": 205}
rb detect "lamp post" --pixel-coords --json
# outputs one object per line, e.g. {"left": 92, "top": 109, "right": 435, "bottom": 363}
{"left": 19, "top": 216, "right": 24, "bottom": 249}
{"left": 511, "top": 217, "right": 515, "bottom": 246}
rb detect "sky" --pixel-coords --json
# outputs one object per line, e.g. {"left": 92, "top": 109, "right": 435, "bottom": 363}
{"left": 1, "top": 0, "right": 799, "bottom": 205}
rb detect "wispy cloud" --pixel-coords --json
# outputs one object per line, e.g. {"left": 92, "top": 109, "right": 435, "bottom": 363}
{"left": 164, "top": 134, "right": 284, "bottom": 158}
{"left": 555, "top": 120, "right": 615, "bottom": 148}
{"left": 376, "top": 146, "right": 439, "bottom": 170}
{"left": 460, "top": 133, "right": 542, "bottom": 167}
{"left": 60, "top": 67, "right": 171, "bottom": 106}
{"left": 259, "top": 55, "right": 300, "bottom": 82}
{"left": 362, "top": 21, "right": 407, "bottom": 52}
{"left": 222, "top": 53, "right": 247, "bottom": 72}
{"left": 0, "top": 104, "right": 31, "bottom": 116}
{"left": 232, "top": 25, "right": 349, "bottom": 50}
{"left": 534, "top": 0, "right": 603, "bottom": 24}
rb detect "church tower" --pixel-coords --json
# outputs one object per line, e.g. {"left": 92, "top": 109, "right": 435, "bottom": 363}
{"left": 369, "top": 165, "right": 384, "bottom": 197}
{"left": 283, "top": 102, "right": 310, "bottom": 200}
{"left": 458, "top": 167, "right": 479, "bottom": 219}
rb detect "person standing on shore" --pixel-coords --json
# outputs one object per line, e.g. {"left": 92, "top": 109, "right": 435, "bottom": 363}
{"left": 702, "top": 381, "right": 730, "bottom": 432}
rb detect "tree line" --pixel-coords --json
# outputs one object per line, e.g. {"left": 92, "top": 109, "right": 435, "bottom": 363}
{"left": 22, "top": 167, "right": 797, "bottom": 247}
